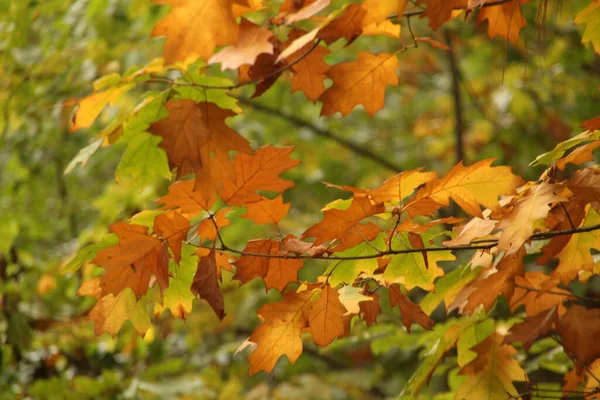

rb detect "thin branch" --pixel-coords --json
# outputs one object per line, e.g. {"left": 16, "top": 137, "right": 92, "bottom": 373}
{"left": 215, "top": 223, "right": 600, "bottom": 261}
{"left": 235, "top": 97, "right": 403, "bottom": 173}
{"left": 444, "top": 30, "right": 465, "bottom": 165}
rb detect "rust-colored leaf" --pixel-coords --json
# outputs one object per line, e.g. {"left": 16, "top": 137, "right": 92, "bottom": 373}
{"left": 557, "top": 305, "right": 600, "bottom": 374}
{"left": 359, "top": 291, "right": 381, "bottom": 326}
{"left": 505, "top": 307, "right": 558, "bottom": 352}
{"left": 388, "top": 284, "right": 433, "bottom": 332}
{"left": 154, "top": 211, "right": 190, "bottom": 263}
{"left": 285, "top": 30, "right": 331, "bottom": 102}
{"left": 191, "top": 246, "right": 225, "bottom": 319}
{"left": 306, "top": 285, "right": 347, "bottom": 346}
{"left": 241, "top": 195, "right": 290, "bottom": 225}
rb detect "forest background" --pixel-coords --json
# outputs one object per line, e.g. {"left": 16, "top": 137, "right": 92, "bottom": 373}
{"left": 2, "top": 0, "right": 600, "bottom": 399}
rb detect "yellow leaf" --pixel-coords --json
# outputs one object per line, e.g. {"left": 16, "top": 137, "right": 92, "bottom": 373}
{"left": 69, "top": 84, "right": 134, "bottom": 132}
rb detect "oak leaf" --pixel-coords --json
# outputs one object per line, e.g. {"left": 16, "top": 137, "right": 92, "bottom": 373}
{"left": 248, "top": 290, "right": 313, "bottom": 375}
{"left": 408, "top": 158, "right": 524, "bottom": 218}
{"left": 302, "top": 196, "right": 385, "bottom": 246}
{"left": 277, "top": 0, "right": 330, "bottom": 23}
{"left": 159, "top": 244, "right": 197, "bottom": 320}
{"left": 306, "top": 285, "right": 347, "bottom": 346}
{"left": 149, "top": 100, "right": 252, "bottom": 180}
{"left": 151, "top": 0, "right": 239, "bottom": 63}
{"left": 157, "top": 180, "right": 217, "bottom": 216}
{"left": 388, "top": 284, "right": 433, "bottom": 332}
{"left": 219, "top": 145, "right": 300, "bottom": 206}
{"left": 496, "top": 182, "right": 566, "bottom": 255}
{"left": 336, "top": 285, "right": 372, "bottom": 315}
{"left": 232, "top": 0, "right": 264, "bottom": 16}
{"left": 568, "top": 168, "right": 600, "bottom": 212}
{"left": 238, "top": 38, "right": 286, "bottom": 98}
{"left": 510, "top": 271, "right": 570, "bottom": 315}
{"left": 504, "top": 306, "right": 558, "bottom": 352}
{"left": 191, "top": 246, "right": 225, "bottom": 319}
{"left": 575, "top": 0, "right": 600, "bottom": 54}
{"left": 285, "top": 30, "right": 331, "bottom": 102}
{"left": 319, "top": 52, "right": 399, "bottom": 117}
{"left": 537, "top": 200, "right": 587, "bottom": 265}
{"left": 552, "top": 205, "right": 600, "bottom": 284}
{"left": 477, "top": 0, "right": 529, "bottom": 44}
{"left": 555, "top": 141, "right": 600, "bottom": 170}
{"left": 418, "top": 0, "right": 468, "bottom": 30}
{"left": 359, "top": 291, "right": 381, "bottom": 326}
{"left": 557, "top": 305, "right": 600, "bottom": 373}
{"left": 93, "top": 222, "right": 169, "bottom": 297}
{"left": 443, "top": 217, "right": 497, "bottom": 246}
{"left": 456, "top": 333, "right": 526, "bottom": 400}
{"left": 241, "top": 195, "right": 290, "bottom": 225}
{"left": 197, "top": 208, "right": 232, "bottom": 241}
{"left": 86, "top": 288, "right": 152, "bottom": 337}
{"left": 153, "top": 211, "right": 189, "bottom": 263}
{"left": 208, "top": 19, "right": 274, "bottom": 71}
{"left": 317, "top": 4, "right": 365, "bottom": 44}
{"left": 70, "top": 84, "right": 134, "bottom": 132}
{"left": 331, "top": 222, "right": 381, "bottom": 252}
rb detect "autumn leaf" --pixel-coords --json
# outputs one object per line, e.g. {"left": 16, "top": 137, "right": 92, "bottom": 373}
{"left": 443, "top": 217, "right": 497, "bottom": 246}
{"left": 151, "top": 0, "right": 239, "bottom": 63}
{"left": 568, "top": 168, "right": 600, "bottom": 212}
{"left": 555, "top": 141, "right": 600, "bottom": 170}
{"left": 238, "top": 39, "right": 286, "bottom": 98}
{"left": 319, "top": 52, "right": 399, "bottom": 117}
{"left": 505, "top": 306, "right": 558, "bottom": 352}
{"left": 197, "top": 208, "right": 231, "bottom": 241}
{"left": 157, "top": 180, "right": 216, "bottom": 216}
{"left": 303, "top": 196, "right": 384, "bottom": 246}
{"left": 70, "top": 84, "right": 134, "bottom": 132}
{"left": 285, "top": 30, "right": 331, "bottom": 102}
{"left": 149, "top": 100, "right": 252, "bottom": 180}
{"left": 317, "top": 4, "right": 365, "bottom": 44}
{"left": 557, "top": 305, "right": 600, "bottom": 373}
{"left": 418, "top": 0, "right": 468, "bottom": 30}
{"left": 360, "top": 0, "right": 406, "bottom": 38}
{"left": 191, "top": 246, "right": 225, "bottom": 319}
{"left": 477, "top": 0, "right": 529, "bottom": 44}
{"left": 153, "top": 211, "right": 189, "bottom": 263}
{"left": 552, "top": 205, "right": 600, "bottom": 284}
{"left": 576, "top": 0, "right": 600, "bottom": 54}
{"left": 456, "top": 333, "right": 526, "bottom": 400}
{"left": 408, "top": 158, "right": 524, "bottom": 218}
{"left": 359, "top": 291, "right": 381, "bottom": 326}
{"left": 306, "top": 285, "right": 346, "bottom": 346}
{"left": 159, "top": 244, "right": 197, "bottom": 320}
{"left": 233, "top": 239, "right": 304, "bottom": 292}
{"left": 496, "top": 182, "right": 566, "bottom": 255}
{"left": 388, "top": 284, "right": 433, "bottom": 332}
{"left": 232, "top": 0, "right": 264, "bottom": 16}
{"left": 248, "top": 290, "right": 313, "bottom": 375}
{"left": 582, "top": 115, "right": 600, "bottom": 131}
{"left": 93, "top": 222, "right": 169, "bottom": 298}
{"left": 241, "top": 195, "right": 290, "bottom": 225}
{"left": 510, "top": 271, "right": 570, "bottom": 315}
{"left": 277, "top": 0, "right": 330, "bottom": 23}
{"left": 219, "top": 145, "right": 300, "bottom": 206}
{"left": 208, "top": 19, "right": 274, "bottom": 71}
{"left": 331, "top": 222, "right": 381, "bottom": 252}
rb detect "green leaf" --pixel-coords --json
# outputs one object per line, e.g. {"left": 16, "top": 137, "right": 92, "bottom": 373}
{"left": 530, "top": 130, "right": 600, "bottom": 166}
{"left": 62, "top": 236, "right": 118, "bottom": 275}
{"left": 64, "top": 138, "right": 103, "bottom": 175}
{"left": 326, "top": 235, "right": 385, "bottom": 286}
{"left": 116, "top": 132, "right": 171, "bottom": 187}
{"left": 457, "top": 318, "right": 495, "bottom": 367}
{"left": 159, "top": 244, "right": 197, "bottom": 320}
{"left": 176, "top": 76, "right": 240, "bottom": 112}
{"left": 384, "top": 233, "right": 454, "bottom": 291}
{"left": 123, "top": 93, "right": 168, "bottom": 137}
{"left": 576, "top": 1, "right": 600, "bottom": 53}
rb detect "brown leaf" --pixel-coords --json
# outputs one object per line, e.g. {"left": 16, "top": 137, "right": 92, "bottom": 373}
{"left": 317, "top": 4, "right": 366, "bottom": 44}
{"left": 388, "top": 284, "right": 433, "bottom": 332}
{"left": 568, "top": 168, "right": 600, "bottom": 212}
{"left": 320, "top": 52, "right": 399, "bottom": 117}
{"left": 510, "top": 271, "right": 570, "bottom": 315}
{"left": 302, "top": 196, "right": 385, "bottom": 246}
{"left": 307, "top": 285, "right": 347, "bottom": 346}
{"left": 359, "top": 292, "right": 381, "bottom": 326}
{"left": 153, "top": 211, "right": 190, "bottom": 263}
{"left": 93, "top": 222, "right": 169, "bottom": 297}
{"left": 582, "top": 115, "right": 600, "bottom": 131}
{"left": 191, "top": 246, "right": 225, "bottom": 319}
{"left": 281, "top": 235, "right": 328, "bottom": 257}
{"left": 151, "top": 0, "right": 239, "bottom": 63}
{"left": 149, "top": 100, "right": 252, "bottom": 180}
{"left": 557, "top": 305, "right": 600, "bottom": 374}
{"left": 504, "top": 307, "right": 558, "bottom": 351}
{"left": 418, "top": 0, "right": 468, "bottom": 30}
{"left": 208, "top": 18, "right": 274, "bottom": 70}
{"left": 238, "top": 38, "right": 286, "bottom": 98}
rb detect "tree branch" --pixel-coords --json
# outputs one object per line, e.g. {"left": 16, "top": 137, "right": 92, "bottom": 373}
{"left": 444, "top": 30, "right": 465, "bottom": 165}
{"left": 235, "top": 97, "right": 403, "bottom": 173}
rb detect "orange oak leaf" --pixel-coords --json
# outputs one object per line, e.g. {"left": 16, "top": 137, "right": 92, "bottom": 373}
{"left": 241, "top": 195, "right": 290, "bottom": 225}
{"left": 157, "top": 180, "right": 216, "bottom": 216}
{"left": 219, "top": 145, "right": 300, "bottom": 206}
{"left": 331, "top": 223, "right": 381, "bottom": 252}
{"left": 149, "top": 100, "right": 252, "bottom": 180}
{"left": 319, "top": 52, "right": 399, "bottom": 117}
{"left": 552, "top": 205, "right": 600, "bottom": 284}
{"left": 443, "top": 217, "right": 497, "bottom": 246}
{"left": 285, "top": 30, "right": 331, "bottom": 102}
{"left": 557, "top": 305, "right": 600, "bottom": 374}
{"left": 238, "top": 38, "right": 286, "bottom": 98}
{"left": 93, "top": 222, "right": 169, "bottom": 298}
{"left": 418, "top": 0, "right": 468, "bottom": 30}
{"left": 388, "top": 284, "right": 433, "bottom": 332}
{"left": 555, "top": 141, "right": 600, "bottom": 170}
{"left": 233, "top": 239, "right": 303, "bottom": 292}
{"left": 208, "top": 19, "right": 274, "bottom": 71}
{"left": 537, "top": 200, "right": 587, "bottom": 265}
{"left": 496, "top": 182, "right": 566, "bottom": 255}
{"left": 317, "top": 4, "right": 366, "bottom": 44}
{"left": 456, "top": 333, "right": 526, "bottom": 399}
{"left": 306, "top": 285, "right": 347, "bottom": 346}
{"left": 568, "top": 168, "right": 600, "bottom": 212}
{"left": 360, "top": 0, "right": 407, "bottom": 38}
{"left": 407, "top": 159, "right": 524, "bottom": 218}
{"left": 359, "top": 291, "right": 381, "bottom": 326}
{"left": 302, "top": 196, "right": 385, "bottom": 246}
{"left": 153, "top": 211, "right": 190, "bottom": 263}
{"left": 69, "top": 84, "right": 134, "bottom": 132}
{"left": 232, "top": 0, "right": 264, "bottom": 16}
{"left": 197, "top": 208, "right": 232, "bottom": 241}
{"left": 477, "top": 0, "right": 530, "bottom": 44}
{"left": 151, "top": 0, "right": 239, "bottom": 63}
{"left": 510, "top": 271, "right": 570, "bottom": 315}
{"left": 248, "top": 289, "right": 313, "bottom": 375}
{"left": 190, "top": 246, "right": 225, "bottom": 319}
{"left": 451, "top": 247, "right": 525, "bottom": 314}
{"left": 281, "top": 235, "right": 328, "bottom": 257}
{"left": 504, "top": 306, "right": 558, "bottom": 351}
{"left": 582, "top": 115, "right": 600, "bottom": 131}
